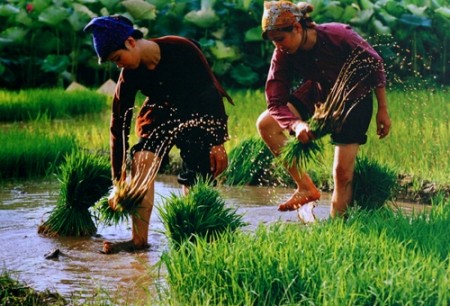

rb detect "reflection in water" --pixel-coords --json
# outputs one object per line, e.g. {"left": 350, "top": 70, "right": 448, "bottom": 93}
{"left": 0, "top": 175, "right": 426, "bottom": 303}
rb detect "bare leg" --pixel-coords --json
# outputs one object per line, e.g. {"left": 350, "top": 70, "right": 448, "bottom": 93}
{"left": 256, "top": 109, "right": 320, "bottom": 211}
{"left": 331, "top": 144, "right": 359, "bottom": 217}
{"left": 103, "top": 151, "right": 159, "bottom": 254}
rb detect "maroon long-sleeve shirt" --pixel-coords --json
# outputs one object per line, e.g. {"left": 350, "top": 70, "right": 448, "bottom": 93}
{"left": 265, "top": 23, "right": 386, "bottom": 131}
{"left": 110, "top": 36, "right": 232, "bottom": 180}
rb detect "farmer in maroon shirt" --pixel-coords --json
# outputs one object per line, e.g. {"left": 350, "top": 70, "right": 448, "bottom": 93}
{"left": 84, "top": 16, "right": 233, "bottom": 254}
{"left": 257, "top": 1, "right": 391, "bottom": 221}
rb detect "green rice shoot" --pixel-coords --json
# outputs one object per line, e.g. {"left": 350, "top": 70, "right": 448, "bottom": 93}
{"left": 352, "top": 155, "right": 398, "bottom": 210}
{"left": 38, "top": 150, "right": 110, "bottom": 236}
{"left": 158, "top": 177, "right": 247, "bottom": 246}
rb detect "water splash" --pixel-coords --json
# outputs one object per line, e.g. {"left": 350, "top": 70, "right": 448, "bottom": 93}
{"left": 107, "top": 109, "right": 226, "bottom": 217}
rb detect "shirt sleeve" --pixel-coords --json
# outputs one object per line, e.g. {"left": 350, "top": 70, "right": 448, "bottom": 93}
{"left": 110, "top": 71, "right": 138, "bottom": 181}
{"left": 265, "top": 50, "right": 300, "bottom": 131}
{"left": 339, "top": 25, "right": 386, "bottom": 88}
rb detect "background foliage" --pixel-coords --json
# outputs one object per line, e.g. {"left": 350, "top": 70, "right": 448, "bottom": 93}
{"left": 0, "top": 0, "right": 448, "bottom": 90}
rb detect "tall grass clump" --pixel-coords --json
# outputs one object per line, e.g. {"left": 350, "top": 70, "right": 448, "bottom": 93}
{"left": 38, "top": 150, "right": 111, "bottom": 237}
{"left": 352, "top": 155, "right": 398, "bottom": 210}
{"left": 0, "top": 88, "right": 109, "bottom": 122}
{"left": 221, "top": 137, "right": 278, "bottom": 186}
{"left": 158, "top": 178, "right": 247, "bottom": 246}
{"left": 0, "top": 127, "right": 77, "bottom": 179}
{"left": 0, "top": 270, "right": 67, "bottom": 306}
{"left": 160, "top": 205, "right": 450, "bottom": 305}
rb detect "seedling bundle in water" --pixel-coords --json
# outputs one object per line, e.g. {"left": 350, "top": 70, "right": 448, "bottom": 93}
{"left": 222, "top": 137, "right": 275, "bottom": 186}
{"left": 158, "top": 178, "right": 247, "bottom": 246}
{"left": 38, "top": 150, "right": 110, "bottom": 237}
{"left": 278, "top": 48, "right": 384, "bottom": 172}
{"left": 352, "top": 155, "right": 398, "bottom": 210}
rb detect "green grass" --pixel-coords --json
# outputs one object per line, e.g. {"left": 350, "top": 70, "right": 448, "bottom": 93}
{"left": 158, "top": 178, "right": 247, "bottom": 246}
{"left": 360, "top": 89, "right": 450, "bottom": 185}
{"left": 221, "top": 136, "right": 277, "bottom": 186}
{"left": 159, "top": 201, "right": 450, "bottom": 305}
{"left": 37, "top": 150, "right": 111, "bottom": 237}
{"left": 1, "top": 88, "right": 447, "bottom": 188}
{"left": 352, "top": 155, "right": 398, "bottom": 210}
{"left": 0, "top": 86, "right": 448, "bottom": 306}
{"left": 0, "top": 125, "right": 77, "bottom": 179}
{"left": 0, "top": 88, "right": 109, "bottom": 122}
{"left": 225, "top": 88, "right": 449, "bottom": 188}
{"left": 0, "top": 270, "right": 67, "bottom": 305}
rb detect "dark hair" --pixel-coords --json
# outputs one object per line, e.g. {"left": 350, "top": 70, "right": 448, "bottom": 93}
{"left": 117, "top": 29, "right": 144, "bottom": 50}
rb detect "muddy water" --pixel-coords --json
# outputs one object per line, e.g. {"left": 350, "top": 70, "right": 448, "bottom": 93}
{"left": 0, "top": 175, "right": 426, "bottom": 304}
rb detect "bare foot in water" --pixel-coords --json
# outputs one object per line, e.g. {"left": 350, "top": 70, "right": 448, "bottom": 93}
{"left": 278, "top": 188, "right": 321, "bottom": 212}
{"left": 101, "top": 240, "right": 149, "bottom": 254}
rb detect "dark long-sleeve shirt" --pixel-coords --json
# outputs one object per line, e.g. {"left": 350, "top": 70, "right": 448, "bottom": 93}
{"left": 265, "top": 23, "right": 386, "bottom": 131}
{"left": 110, "top": 36, "right": 232, "bottom": 180}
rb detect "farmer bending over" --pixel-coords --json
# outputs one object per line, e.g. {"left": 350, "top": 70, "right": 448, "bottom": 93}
{"left": 84, "top": 16, "right": 232, "bottom": 254}
{"left": 256, "top": 1, "right": 391, "bottom": 220}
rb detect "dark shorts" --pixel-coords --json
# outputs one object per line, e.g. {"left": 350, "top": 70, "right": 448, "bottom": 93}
{"left": 290, "top": 91, "right": 373, "bottom": 145}
{"left": 130, "top": 125, "right": 214, "bottom": 187}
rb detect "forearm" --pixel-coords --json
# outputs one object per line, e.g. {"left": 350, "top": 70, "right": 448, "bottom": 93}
{"left": 375, "top": 87, "right": 388, "bottom": 111}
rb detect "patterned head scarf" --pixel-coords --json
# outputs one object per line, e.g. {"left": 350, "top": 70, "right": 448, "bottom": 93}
{"left": 261, "top": 1, "right": 303, "bottom": 39}
{"left": 83, "top": 15, "right": 135, "bottom": 64}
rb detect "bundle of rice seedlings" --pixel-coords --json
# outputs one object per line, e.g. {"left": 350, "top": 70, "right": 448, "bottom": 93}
{"left": 278, "top": 137, "right": 324, "bottom": 172}
{"left": 94, "top": 149, "right": 163, "bottom": 225}
{"left": 278, "top": 48, "right": 383, "bottom": 172}
{"left": 38, "top": 150, "right": 111, "bottom": 237}
{"left": 93, "top": 176, "right": 148, "bottom": 226}
{"left": 158, "top": 177, "right": 247, "bottom": 246}
{"left": 222, "top": 137, "right": 276, "bottom": 186}
{"left": 352, "top": 155, "right": 398, "bottom": 210}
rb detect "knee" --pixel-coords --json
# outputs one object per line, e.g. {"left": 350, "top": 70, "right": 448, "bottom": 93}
{"left": 256, "top": 110, "right": 273, "bottom": 135}
{"left": 333, "top": 165, "right": 354, "bottom": 186}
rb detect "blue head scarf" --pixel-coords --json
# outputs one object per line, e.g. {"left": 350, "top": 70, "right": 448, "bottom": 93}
{"left": 84, "top": 15, "right": 135, "bottom": 63}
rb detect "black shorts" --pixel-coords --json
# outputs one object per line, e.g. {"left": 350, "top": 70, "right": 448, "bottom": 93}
{"left": 130, "top": 124, "right": 214, "bottom": 187}
{"left": 290, "top": 93, "right": 373, "bottom": 145}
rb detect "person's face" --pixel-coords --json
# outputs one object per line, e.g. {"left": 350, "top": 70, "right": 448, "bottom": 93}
{"left": 267, "top": 23, "right": 303, "bottom": 54}
{"left": 107, "top": 38, "right": 140, "bottom": 69}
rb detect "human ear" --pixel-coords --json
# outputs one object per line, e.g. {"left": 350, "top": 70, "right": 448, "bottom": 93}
{"left": 124, "top": 38, "right": 135, "bottom": 50}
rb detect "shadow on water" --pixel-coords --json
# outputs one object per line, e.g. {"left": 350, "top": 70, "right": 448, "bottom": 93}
{"left": 0, "top": 175, "right": 428, "bottom": 303}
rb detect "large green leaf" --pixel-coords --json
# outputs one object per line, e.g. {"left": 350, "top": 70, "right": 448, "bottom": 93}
{"left": 341, "top": 5, "right": 358, "bottom": 23}
{"left": 350, "top": 8, "right": 374, "bottom": 25}
{"left": 38, "top": 6, "right": 70, "bottom": 26}
{"left": 0, "top": 4, "right": 19, "bottom": 16}
{"left": 372, "top": 19, "right": 391, "bottom": 34}
{"left": 184, "top": 9, "right": 219, "bottom": 28}
{"left": 41, "top": 55, "right": 70, "bottom": 73}
{"left": 0, "top": 27, "right": 28, "bottom": 45}
{"left": 68, "top": 5, "right": 96, "bottom": 31}
{"left": 360, "top": 0, "right": 374, "bottom": 10}
{"left": 211, "top": 61, "right": 231, "bottom": 77}
{"left": 209, "top": 41, "right": 240, "bottom": 61}
{"left": 399, "top": 14, "right": 432, "bottom": 27}
{"left": 15, "top": 10, "right": 33, "bottom": 27}
{"left": 121, "top": 0, "right": 156, "bottom": 21}
{"left": 406, "top": 4, "right": 428, "bottom": 16}
{"left": 384, "top": 0, "right": 406, "bottom": 17}
{"left": 435, "top": 7, "right": 450, "bottom": 19}
{"left": 378, "top": 9, "right": 397, "bottom": 26}
{"left": 325, "top": 2, "right": 344, "bottom": 20}
{"left": 244, "top": 26, "right": 262, "bottom": 42}
{"left": 230, "top": 63, "right": 259, "bottom": 86}
{"left": 98, "top": 0, "right": 121, "bottom": 10}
